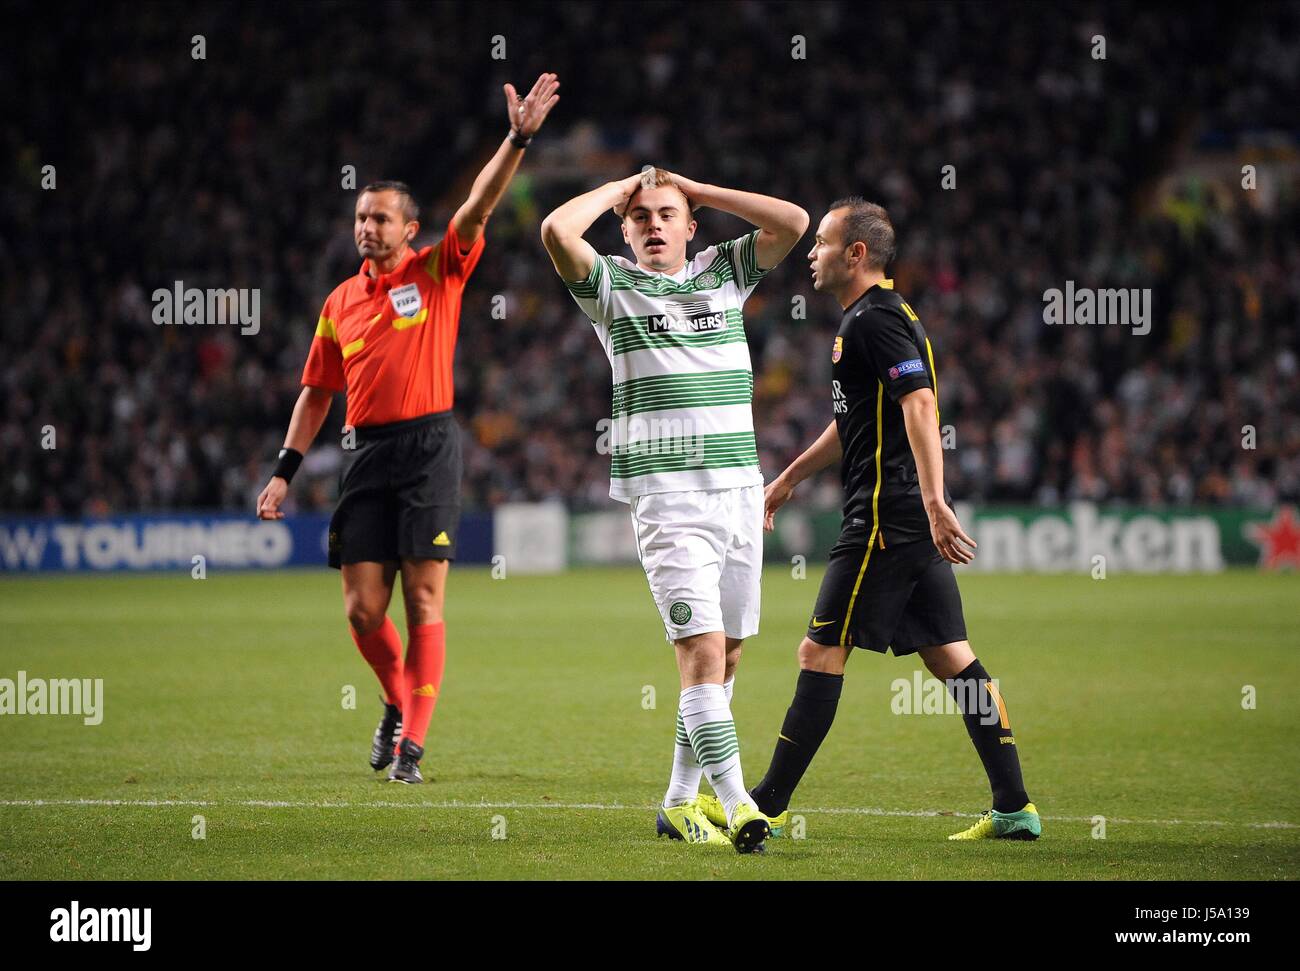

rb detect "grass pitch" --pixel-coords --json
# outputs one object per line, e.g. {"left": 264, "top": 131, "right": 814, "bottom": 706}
{"left": 1, "top": 566, "right": 1296, "bottom": 880}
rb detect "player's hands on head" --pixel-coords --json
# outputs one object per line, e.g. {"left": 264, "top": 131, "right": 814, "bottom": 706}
{"left": 504, "top": 72, "right": 560, "bottom": 138}
{"left": 662, "top": 171, "right": 702, "bottom": 211}
{"left": 256, "top": 477, "right": 288, "bottom": 521}
{"left": 763, "top": 477, "right": 795, "bottom": 532}
{"left": 929, "top": 504, "right": 977, "bottom": 565}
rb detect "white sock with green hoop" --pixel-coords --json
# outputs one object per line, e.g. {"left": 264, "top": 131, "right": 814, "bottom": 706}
{"left": 678, "top": 681, "right": 752, "bottom": 824}
{"left": 663, "top": 678, "right": 733, "bottom": 808}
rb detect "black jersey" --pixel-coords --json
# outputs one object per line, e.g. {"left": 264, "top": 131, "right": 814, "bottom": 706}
{"left": 830, "top": 280, "right": 951, "bottom": 546}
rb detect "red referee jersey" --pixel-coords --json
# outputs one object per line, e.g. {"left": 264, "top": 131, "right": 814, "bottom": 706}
{"left": 302, "top": 219, "right": 485, "bottom": 426}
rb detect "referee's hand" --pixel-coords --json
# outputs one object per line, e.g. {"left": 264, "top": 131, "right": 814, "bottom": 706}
{"left": 929, "top": 503, "right": 977, "bottom": 565}
{"left": 256, "top": 477, "right": 288, "bottom": 520}
{"left": 504, "top": 72, "right": 560, "bottom": 138}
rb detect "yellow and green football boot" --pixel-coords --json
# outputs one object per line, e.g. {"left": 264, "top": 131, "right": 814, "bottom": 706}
{"left": 694, "top": 793, "right": 727, "bottom": 829}
{"left": 695, "top": 792, "right": 787, "bottom": 839}
{"left": 726, "top": 802, "right": 772, "bottom": 854}
{"left": 656, "top": 801, "right": 733, "bottom": 848}
{"left": 948, "top": 803, "right": 1042, "bottom": 841}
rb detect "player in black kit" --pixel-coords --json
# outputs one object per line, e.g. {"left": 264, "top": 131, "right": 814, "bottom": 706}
{"left": 751, "top": 198, "right": 1041, "bottom": 841}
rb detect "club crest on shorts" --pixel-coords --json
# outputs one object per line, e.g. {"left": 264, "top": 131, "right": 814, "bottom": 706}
{"left": 669, "top": 601, "right": 692, "bottom": 625}
{"left": 388, "top": 283, "right": 422, "bottom": 318}
{"left": 832, "top": 336, "right": 843, "bottom": 363}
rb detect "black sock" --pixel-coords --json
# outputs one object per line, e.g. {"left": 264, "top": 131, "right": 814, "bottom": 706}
{"left": 750, "top": 670, "right": 844, "bottom": 816}
{"left": 948, "top": 659, "right": 1029, "bottom": 813}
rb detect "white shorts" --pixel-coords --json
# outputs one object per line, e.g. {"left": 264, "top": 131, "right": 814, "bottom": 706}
{"left": 629, "top": 485, "right": 763, "bottom": 642}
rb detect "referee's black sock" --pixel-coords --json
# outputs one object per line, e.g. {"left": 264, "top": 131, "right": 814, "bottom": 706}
{"left": 948, "top": 658, "right": 1029, "bottom": 814}
{"left": 750, "top": 669, "right": 843, "bottom": 817}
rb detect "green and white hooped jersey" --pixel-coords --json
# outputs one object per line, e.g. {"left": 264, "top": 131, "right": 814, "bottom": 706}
{"left": 566, "top": 230, "right": 770, "bottom": 502}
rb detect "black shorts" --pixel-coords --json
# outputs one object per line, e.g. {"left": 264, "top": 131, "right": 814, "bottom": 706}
{"left": 327, "top": 411, "right": 462, "bottom": 569}
{"left": 806, "top": 535, "right": 966, "bottom": 655}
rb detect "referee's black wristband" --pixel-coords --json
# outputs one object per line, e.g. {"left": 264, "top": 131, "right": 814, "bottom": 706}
{"left": 273, "top": 447, "right": 304, "bottom": 484}
{"left": 509, "top": 128, "right": 532, "bottom": 149}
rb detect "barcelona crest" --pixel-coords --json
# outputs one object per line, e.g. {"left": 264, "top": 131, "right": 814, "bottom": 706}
{"left": 832, "top": 336, "right": 843, "bottom": 363}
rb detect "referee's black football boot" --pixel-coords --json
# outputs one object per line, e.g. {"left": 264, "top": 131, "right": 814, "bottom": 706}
{"left": 369, "top": 699, "right": 403, "bottom": 771}
{"left": 388, "top": 738, "right": 425, "bottom": 784}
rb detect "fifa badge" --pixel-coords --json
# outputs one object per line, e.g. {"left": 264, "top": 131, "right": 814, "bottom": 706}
{"left": 388, "top": 283, "right": 423, "bottom": 318}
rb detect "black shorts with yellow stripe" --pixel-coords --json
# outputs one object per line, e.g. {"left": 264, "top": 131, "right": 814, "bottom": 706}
{"left": 327, "top": 411, "right": 461, "bottom": 569}
{"left": 806, "top": 535, "right": 966, "bottom": 655}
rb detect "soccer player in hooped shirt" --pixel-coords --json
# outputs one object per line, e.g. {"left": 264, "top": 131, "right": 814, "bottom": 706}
{"left": 753, "top": 199, "right": 1041, "bottom": 841}
{"left": 255, "top": 73, "right": 560, "bottom": 784}
{"left": 541, "top": 169, "right": 809, "bottom": 852}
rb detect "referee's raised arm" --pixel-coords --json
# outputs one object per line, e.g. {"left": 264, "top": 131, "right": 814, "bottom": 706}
{"left": 451, "top": 72, "right": 560, "bottom": 249}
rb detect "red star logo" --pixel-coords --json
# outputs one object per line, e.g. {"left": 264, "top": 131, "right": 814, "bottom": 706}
{"left": 1245, "top": 506, "right": 1300, "bottom": 570}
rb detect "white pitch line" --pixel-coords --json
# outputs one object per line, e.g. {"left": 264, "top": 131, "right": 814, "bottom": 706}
{"left": 0, "top": 799, "right": 1295, "bottom": 830}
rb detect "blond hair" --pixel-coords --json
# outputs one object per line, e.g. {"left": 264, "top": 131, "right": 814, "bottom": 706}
{"left": 625, "top": 167, "right": 695, "bottom": 216}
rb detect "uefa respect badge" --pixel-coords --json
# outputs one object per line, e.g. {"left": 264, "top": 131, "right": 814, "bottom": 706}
{"left": 888, "top": 358, "right": 925, "bottom": 380}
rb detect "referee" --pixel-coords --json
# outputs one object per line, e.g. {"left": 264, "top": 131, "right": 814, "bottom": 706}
{"left": 256, "top": 74, "right": 560, "bottom": 783}
{"left": 751, "top": 198, "right": 1041, "bottom": 840}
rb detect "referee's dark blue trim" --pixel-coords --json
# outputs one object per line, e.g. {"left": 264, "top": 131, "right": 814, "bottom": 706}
{"left": 354, "top": 410, "right": 452, "bottom": 441}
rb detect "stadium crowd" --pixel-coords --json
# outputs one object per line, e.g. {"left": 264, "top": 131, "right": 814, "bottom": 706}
{"left": 2, "top": 1, "right": 1296, "bottom": 516}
